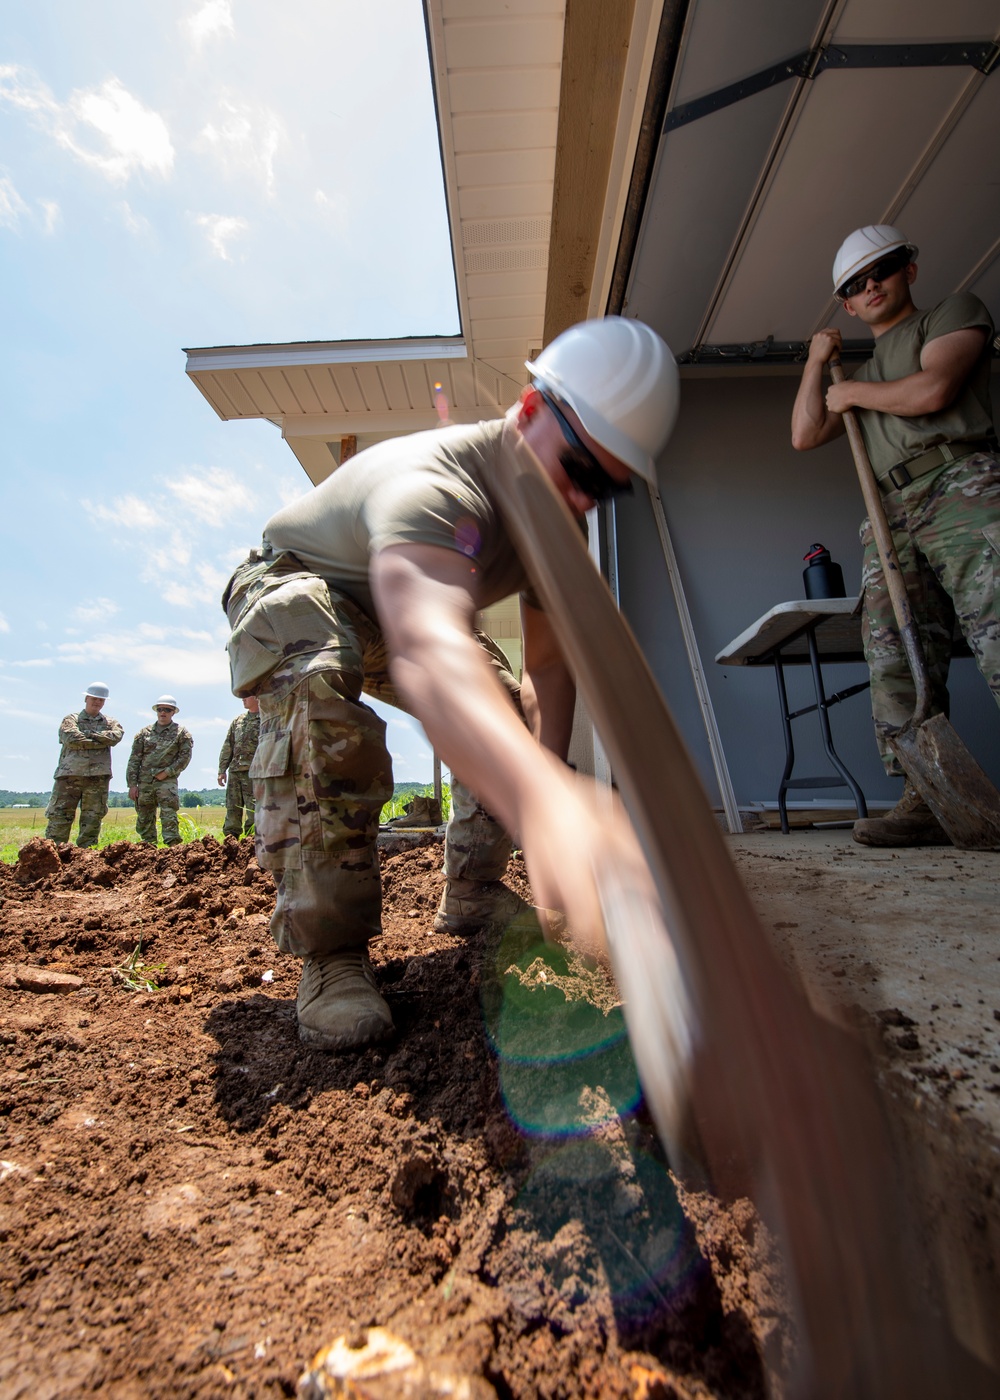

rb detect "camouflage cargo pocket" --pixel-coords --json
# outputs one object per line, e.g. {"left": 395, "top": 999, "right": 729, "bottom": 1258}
{"left": 250, "top": 729, "right": 291, "bottom": 780}
{"left": 251, "top": 727, "right": 300, "bottom": 870}
{"left": 227, "top": 627, "right": 284, "bottom": 697}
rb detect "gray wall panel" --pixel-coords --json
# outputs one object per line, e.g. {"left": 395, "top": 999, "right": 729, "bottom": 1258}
{"left": 615, "top": 375, "right": 1000, "bottom": 808}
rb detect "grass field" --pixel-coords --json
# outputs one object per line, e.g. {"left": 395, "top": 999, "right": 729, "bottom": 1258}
{"left": 0, "top": 806, "right": 226, "bottom": 863}
{"left": 0, "top": 784, "right": 450, "bottom": 863}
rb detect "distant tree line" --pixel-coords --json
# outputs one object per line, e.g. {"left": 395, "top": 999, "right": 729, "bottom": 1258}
{"left": 1, "top": 781, "right": 437, "bottom": 810}
{"left": 0, "top": 788, "right": 226, "bottom": 809}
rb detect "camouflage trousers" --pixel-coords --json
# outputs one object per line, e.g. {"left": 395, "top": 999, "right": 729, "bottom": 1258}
{"left": 251, "top": 590, "right": 522, "bottom": 958}
{"left": 861, "top": 450, "right": 1000, "bottom": 776}
{"left": 134, "top": 780, "right": 181, "bottom": 845}
{"left": 45, "top": 775, "right": 110, "bottom": 847}
{"left": 223, "top": 770, "right": 255, "bottom": 839}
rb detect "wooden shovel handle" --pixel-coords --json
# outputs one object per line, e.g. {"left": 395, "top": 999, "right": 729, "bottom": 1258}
{"left": 829, "top": 357, "right": 932, "bottom": 722}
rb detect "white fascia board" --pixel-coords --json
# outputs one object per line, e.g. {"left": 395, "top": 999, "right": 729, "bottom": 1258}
{"left": 184, "top": 338, "right": 468, "bottom": 374}
{"left": 282, "top": 407, "right": 502, "bottom": 439}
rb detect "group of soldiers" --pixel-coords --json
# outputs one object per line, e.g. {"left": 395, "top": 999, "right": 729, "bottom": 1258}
{"left": 44, "top": 685, "right": 259, "bottom": 848}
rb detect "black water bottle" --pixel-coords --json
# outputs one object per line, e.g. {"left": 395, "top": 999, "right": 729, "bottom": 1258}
{"left": 802, "top": 543, "right": 845, "bottom": 599}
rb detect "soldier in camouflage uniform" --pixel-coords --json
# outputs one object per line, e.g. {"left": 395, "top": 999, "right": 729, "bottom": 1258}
{"left": 792, "top": 225, "right": 1000, "bottom": 846}
{"left": 45, "top": 682, "right": 124, "bottom": 847}
{"left": 218, "top": 695, "right": 260, "bottom": 838}
{"left": 126, "top": 696, "right": 194, "bottom": 846}
{"left": 223, "top": 318, "right": 677, "bottom": 1054}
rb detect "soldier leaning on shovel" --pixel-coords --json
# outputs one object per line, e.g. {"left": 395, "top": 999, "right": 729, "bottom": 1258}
{"left": 223, "top": 317, "right": 676, "bottom": 1053}
{"left": 791, "top": 224, "right": 1000, "bottom": 848}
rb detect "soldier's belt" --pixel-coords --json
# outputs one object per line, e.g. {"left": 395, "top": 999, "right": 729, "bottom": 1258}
{"left": 878, "top": 437, "right": 998, "bottom": 494}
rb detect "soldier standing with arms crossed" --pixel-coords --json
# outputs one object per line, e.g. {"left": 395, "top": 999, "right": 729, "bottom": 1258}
{"left": 218, "top": 695, "right": 260, "bottom": 838}
{"left": 792, "top": 225, "right": 1000, "bottom": 847}
{"left": 45, "top": 682, "right": 123, "bottom": 847}
{"left": 127, "top": 695, "right": 194, "bottom": 846}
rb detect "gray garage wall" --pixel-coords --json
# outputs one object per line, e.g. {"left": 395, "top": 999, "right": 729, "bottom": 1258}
{"left": 613, "top": 371, "right": 1000, "bottom": 810}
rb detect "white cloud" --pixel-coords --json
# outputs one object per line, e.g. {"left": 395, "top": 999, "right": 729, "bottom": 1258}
{"left": 68, "top": 78, "right": 174, "bottom": 182}
{"left": 73, "top": 598, "right": 120, "bottom": 625}
{"left": 10, "top": 659, "right": 54, "bottom": 668}
{"left": 194, "top": 212, "right": 249, "bottom": 261}
{"left": 0, "top": 611, "right": 10, "bottom": 633}
{"left": 39, "top": 198, "right": 60, "bottom": 234}
{"left": 163, "top": 564, "right": 230, "bottom": 610}
{"left": 185, "top": 0, "right": 235, "bottom": 50}
{"left": 168, "top": 466, "right": 257, "bottom": 527}
{"left": 0, "top": 66, "right": 174, "bottom": 185}
{"left": 58, "top": 632, "right": 228, "bottom": 687}
{"left": 0, "top": 175, "right": 29, "bottom": 230}
{"left": 314, "top": 188, "right": 347, "bottom": 233}
{"left": 0, "top": 700, "right": 54, "bottom": 725}
{"left": 120, "top": 200, "right": 151, "bottom": 237}
{"left": 146, "top": 534, "right": 193, "bottom": 572}
{"left": 84, "top": 494, "right": 159, "bottom": 530}
{"left": 198, "top": 99, "right": 282, "bottom": 198}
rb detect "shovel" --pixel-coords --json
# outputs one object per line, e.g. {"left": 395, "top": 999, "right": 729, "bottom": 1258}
{"left": 488, "top": 424, "right": 985, "bottom": 1396}
{"left": 830, "top": 357, "right": 1000, "bottom": 848}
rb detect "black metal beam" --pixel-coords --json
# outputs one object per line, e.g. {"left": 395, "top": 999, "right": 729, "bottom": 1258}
{"left": 679, "top": 336, "right": 1000, "bottom": 367}
{"left": 607, "top": 0, "right": 691, "bottom": 315}
{"left": 664, "top": 40, "right": 1000, "bottom": 134}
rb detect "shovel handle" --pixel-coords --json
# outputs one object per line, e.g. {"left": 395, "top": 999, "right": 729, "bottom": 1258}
{"left": 829, "top": 358, "right": 932, "bottom": 723}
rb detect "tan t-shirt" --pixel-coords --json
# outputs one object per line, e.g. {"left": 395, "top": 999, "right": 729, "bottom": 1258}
{"left": 263, "top": 418, "right": 532, "bottom": 620}
{"left": 852, "top": 292, "right": 995, "bottom": 475}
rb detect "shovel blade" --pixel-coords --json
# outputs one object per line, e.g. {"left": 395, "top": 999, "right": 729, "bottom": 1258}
{"left": 889, "top": 713, "right": 1000, "bottom": 849}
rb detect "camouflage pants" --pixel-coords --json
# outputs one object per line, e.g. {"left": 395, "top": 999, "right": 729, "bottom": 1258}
{"left": 251, "top": 588, "right": 522, "bottom": 957}
{"left": 45, "top": 776, "right": 110, "bottom": 847}
{"left": 223, "top": 770, "right": 255, "bottom": 839}
{"left": 862, "top": 450, "right": 1000, "bottom": 775}
{"left": 134, "top": 780, "right": 181, "bottom": 845}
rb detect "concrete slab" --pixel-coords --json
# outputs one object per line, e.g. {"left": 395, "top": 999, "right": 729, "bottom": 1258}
{"left": 729, "top": 830, "right": 1000, "bottom": 1368}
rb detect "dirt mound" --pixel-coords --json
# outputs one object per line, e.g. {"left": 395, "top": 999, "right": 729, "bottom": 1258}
{"left": 13, "top": 836, "right": 61, "bottom": 884}
{"left": 0, "top": 835, "right": 789, "bottom": 1398}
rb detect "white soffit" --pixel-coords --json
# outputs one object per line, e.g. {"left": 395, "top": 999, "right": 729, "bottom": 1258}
{"left": 426, "top": 0, "right": 564, "bottom": 386}
{"left": 625, "top": 0, "right": 1000, "bottom": 361}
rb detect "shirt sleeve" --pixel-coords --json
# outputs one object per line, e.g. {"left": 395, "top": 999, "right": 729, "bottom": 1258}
{"left": 362, "top": 469, "right": 493, "bottom": 560}
{"left": 923, "top": 293, "right": 994, "bottom": 346}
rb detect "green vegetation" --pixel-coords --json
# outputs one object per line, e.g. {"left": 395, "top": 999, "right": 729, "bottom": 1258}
{"left": 0, "top": 805, "right": 226, "bottom": 863}
{"left": 0, "top": 783, "right": 447, "bottom": 861}
{"left": 381, "top": 782, "right": 451, "bottom": 822}
{"left": 113, "top": 939, "right": 167, "bottom": 993}
{"left": 0, "top": 788, "right": 227, "bottom": 809}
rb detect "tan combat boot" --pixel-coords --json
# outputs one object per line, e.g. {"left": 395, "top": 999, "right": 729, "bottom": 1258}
{"left": 296, "top": 949, "right": 393, "bottom": 1050}
{"left": 852, "top": 779, "right": 951, "bottom": 848}
{"left": 433, "top": 877, "right": 538, "bottom": 936}
{"left": 388, "top": 796, "right": 443, "bottom": 828}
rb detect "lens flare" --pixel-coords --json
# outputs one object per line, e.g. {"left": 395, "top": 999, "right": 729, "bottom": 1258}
{"left": 433, "top": 380, "right": 452, "bottom": 426}
{"left": 482, "top": 926, "right": 641, "bottom": 1137}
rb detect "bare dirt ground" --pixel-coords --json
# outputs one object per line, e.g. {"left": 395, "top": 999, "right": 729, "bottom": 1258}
{"left": 0, "top": 836, "right": 789, "bottom": 1400}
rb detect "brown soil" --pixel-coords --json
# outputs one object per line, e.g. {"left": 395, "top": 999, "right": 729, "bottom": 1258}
{"left": 0, "top": 837, "right": 789, "bottom": 1399}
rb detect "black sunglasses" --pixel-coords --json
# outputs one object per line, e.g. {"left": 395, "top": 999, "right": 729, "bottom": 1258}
{"left": 838, "top": 247, "right": 911, "bottom": 299}
{"left": 536, "top": 388, "right": 633, "bottom": 503}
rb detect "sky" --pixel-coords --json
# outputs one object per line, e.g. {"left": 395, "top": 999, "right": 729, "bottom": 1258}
{"left": 1, "top": 0, "right": 460, "bottom": 794}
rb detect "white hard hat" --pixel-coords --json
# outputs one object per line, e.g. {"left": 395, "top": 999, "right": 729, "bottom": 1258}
{"left": 84, "top": 682, "right": 110, "bottom": 700}
{"left": 153, "top": 694, "right": 178, "bottom": 711}
{"left": 832, "top": 225, "right": 917, "bottom": 296}
{"left": 526, "top": 317, "right": 679, "bottom": 486}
